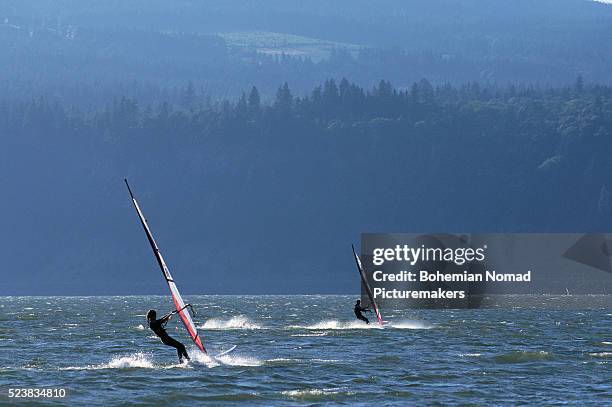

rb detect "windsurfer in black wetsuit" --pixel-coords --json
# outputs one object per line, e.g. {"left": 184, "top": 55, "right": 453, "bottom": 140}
{"left": 146, "top": 309, "right": 190, "bottom": 363}
{"left": 354, "top": 299, "right": 371, "bottom": 324}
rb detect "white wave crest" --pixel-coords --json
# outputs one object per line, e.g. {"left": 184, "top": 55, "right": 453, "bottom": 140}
{"left": 61, "top": 348, "right": 262, "bottom": 371}
{"left": 199, "top": 315, "right": 261, "bottom": 330}
{"left": 107, "top": 354, "right": 155, "bottom": 368}
{"left": 290, "top": 332, "right": 328, "bottom": 337}
{"left": 288, "top": 319, "right": 433, "bottom": 330}
{"left": 189, "top": 349, "right": 263, "bottom": 367}
{"left": 387, "top": 319, "right": 434, "bottom": 329}
{"left": 282, "top": 387, "right": 353, "bottom": 398}
{"left": 267, "top": 358, "right": 301, "bottom": 364}
{"left": 61, "top": 353, "right": 163, "bottom": 370}
{"left": 215, "top": 354, "right": 263, "bottom": 367}
{"left": 288, "top": 320, "right": 383, "bottom": 330}
{"left": 589, "top": 352, "right": 612, "bottom": 358}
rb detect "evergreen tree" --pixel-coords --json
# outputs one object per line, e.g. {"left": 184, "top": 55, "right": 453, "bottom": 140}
{"left": 248, "top": 86, "right": 261, "bottom": 114}
{"left": 274, "top": 82, "right": 293, "bottom": 112}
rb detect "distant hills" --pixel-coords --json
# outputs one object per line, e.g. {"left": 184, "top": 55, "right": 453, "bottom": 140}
{"left": 2, "top": 0, "right": 612, "bottom": 104}
{"left": 1, "top": 1, "right": 611, "bottom": 295}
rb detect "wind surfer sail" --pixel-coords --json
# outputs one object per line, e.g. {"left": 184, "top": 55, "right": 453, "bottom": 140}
{"left": 352, "top": 244, "right": 384, "bottom": 325}
{"left": 125, "top": 179, "right": 207, "bottom": 353}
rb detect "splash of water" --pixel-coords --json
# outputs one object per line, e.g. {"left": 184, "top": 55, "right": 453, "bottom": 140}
{"left": 281, "top": 387, "right": 354, "bottom": 399}
{"left": 107, "top": 353, "right": 155, "bottom": 368}
{"left": 291, "top": 332, "right": 328, "bottom": 337}
{"left": 588, "top": 352, "right": 611, "bottom": 358}
{"left": 387, "top": 319, "right": 434, "bottom": 329}
{"left": 60, "top": 353, "right": 162, "bottom": 370}
{"left": 198, "top": 315, "right": 262, "bottom": 330}
{"left": 188, "top": 348, "right": 263, "bottom": 367}
{"left": 288, "top": 320, "right": 383, "bottom": 330}
{"left": 288, "top": 319, "right": 433, "bottom": 330}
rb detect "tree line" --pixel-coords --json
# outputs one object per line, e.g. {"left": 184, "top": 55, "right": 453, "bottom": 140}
{"left": 2, "top": 77, "right": 611, "bottom": 234}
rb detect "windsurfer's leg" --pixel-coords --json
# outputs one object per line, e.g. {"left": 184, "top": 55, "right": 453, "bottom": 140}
{"left": 161, "top": 335, "right": 187, "bottom": 362}
{"left": 178, "top": 342, "right": 189, "bottom": 360}
{"left": 356, "top": 314, "right": 369, "bottom": 324}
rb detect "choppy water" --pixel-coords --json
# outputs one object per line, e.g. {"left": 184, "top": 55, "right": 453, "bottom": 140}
{"left": 0, "top": 295, "right": 610, "bottom": 405}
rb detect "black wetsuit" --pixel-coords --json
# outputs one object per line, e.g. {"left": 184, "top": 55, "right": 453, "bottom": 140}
{"left": 148, "top": 316, "right": 190, "bottom": 362}
{"left": 354, "top": 304, "right": 370, "bottom": 324}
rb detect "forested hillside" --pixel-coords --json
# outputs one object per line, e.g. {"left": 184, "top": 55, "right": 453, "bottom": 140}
{"left": 2, "top": 0, "right": 612, "bottom": 104}
{"left": 2, "top": 79, "right": 611, "bottom": 294}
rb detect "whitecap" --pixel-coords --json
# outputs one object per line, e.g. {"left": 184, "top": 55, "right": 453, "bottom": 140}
{"left": 107, "top": 354, "right": 155, "bottom": 368}
{"left": 288, "top": 320, "right": 382, "bottom": 330}
{"left": 589, "top": 352, "right": 612, "bottom": 358}
{"left": 267, "top": 358, "right": 300, "bottom": 363}
{"left": 61, "top": 353, "right": 156, "bottom": 370}
{"left": 215, "top": 354, "right": 263, "bottom": 367}
{"left": 189, "top": 350, "right": 263, "bottom": 367}
{"left": 388, "top": 319, "right": 434, "bottom": 329}
{"left": 291, "top": 332, "right": 328, "bottom": 337}
{"left": 282, "top": 387, "right": 353, "bottom": 398}
{"left": 311, "top": 359, "right": 341, "bottom": 363}
{"left": 198, "top": 315, "right": 261, "bottom": 330}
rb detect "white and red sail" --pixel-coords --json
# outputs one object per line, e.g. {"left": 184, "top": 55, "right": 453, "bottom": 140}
{"left": 125, "top": 179, "right": 206, "bottom": 353}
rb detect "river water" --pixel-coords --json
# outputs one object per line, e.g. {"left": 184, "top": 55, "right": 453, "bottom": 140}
{"left": 0, "top": 295, "right": 610, "bottom": 405}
